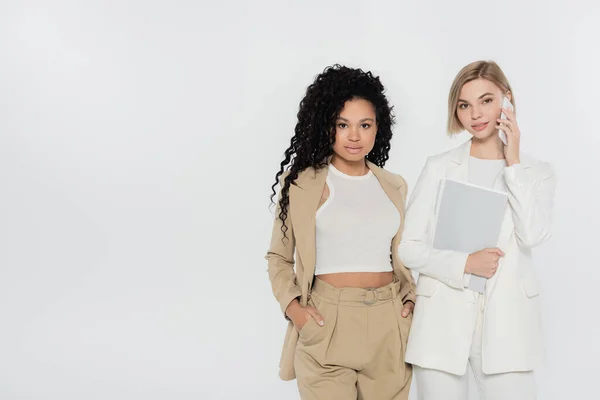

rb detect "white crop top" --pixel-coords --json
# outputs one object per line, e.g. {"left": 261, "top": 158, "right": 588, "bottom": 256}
{"left": 314, "top": 164, "right": 400, "bottom": 275}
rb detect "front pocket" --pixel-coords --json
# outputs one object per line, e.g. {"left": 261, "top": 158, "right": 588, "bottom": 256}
{"left": 392, "top": 299, "right": 413, "bottom": 358}
{"left": 297, "top": 295, "right": 320, "bottom": 337}
{"left": 298, "top": 317, "right": 317, "bottom": 337}
{"left": 296, "top": 295, "right": 330, "bottom": 347}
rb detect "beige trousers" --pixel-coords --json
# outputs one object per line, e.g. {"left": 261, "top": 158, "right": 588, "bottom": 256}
{"left": 294, "top": 277, "right": 413, "bottom": 400}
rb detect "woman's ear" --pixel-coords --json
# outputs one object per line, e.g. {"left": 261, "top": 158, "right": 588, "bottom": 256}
{"left": 505, "top": 91, "right": 512, "bottom": 102}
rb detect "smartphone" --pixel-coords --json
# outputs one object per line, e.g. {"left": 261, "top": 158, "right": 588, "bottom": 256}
{"left": 498, "top": 96, "right": 514, "bottom": 145}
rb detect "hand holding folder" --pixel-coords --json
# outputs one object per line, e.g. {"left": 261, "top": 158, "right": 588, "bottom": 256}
{"left": 432, "top": 179, "right": 508, "bottom": 292}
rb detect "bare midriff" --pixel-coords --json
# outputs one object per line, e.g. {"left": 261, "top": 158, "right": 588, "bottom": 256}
{"left": 316, "top": 271, "right": 394, "bottom": 289}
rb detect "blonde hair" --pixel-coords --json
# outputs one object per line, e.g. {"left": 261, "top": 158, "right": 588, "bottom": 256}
{"left": 447, "top": 60, "right": 515, "bottom": 135}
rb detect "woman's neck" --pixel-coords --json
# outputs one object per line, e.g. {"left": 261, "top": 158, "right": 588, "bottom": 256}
{"left": 330, "top": 155, "right": 369, "bottom": 176}
{"left": 470, "top": 135, "right": 505, "bottom": 160}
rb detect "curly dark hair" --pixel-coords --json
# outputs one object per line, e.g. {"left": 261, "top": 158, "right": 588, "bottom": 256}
{"left": 270, "top": 64, "right": 396, "bottom": 240}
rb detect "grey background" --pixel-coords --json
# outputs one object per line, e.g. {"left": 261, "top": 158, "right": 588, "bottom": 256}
{"left": 0, "top": 0, "right": 597, "bottom": 399}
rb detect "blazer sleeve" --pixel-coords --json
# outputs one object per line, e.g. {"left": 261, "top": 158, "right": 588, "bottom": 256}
{"left": 265, "top": 173, "right": 302, "bottom": 318}
{"left": 398, "top": 157, "right": 470, "bottom": 289}
{"left": 503, "top": 162, "right": 556, "bottom": 248}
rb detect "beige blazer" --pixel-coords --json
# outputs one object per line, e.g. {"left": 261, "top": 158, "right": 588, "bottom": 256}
{"left": 266, "top": 160, "right": 417, "bottom": 380}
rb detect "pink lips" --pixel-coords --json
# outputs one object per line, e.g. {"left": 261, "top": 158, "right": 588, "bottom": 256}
{"left": 345, "top": 146, "right": 363, "bottom": 154}
{"left": 471, "top": 122, "right": 489, "bottom": 132}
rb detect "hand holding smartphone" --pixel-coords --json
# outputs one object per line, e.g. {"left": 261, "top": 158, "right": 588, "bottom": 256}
{"left": 498, "top": 96, "right": 514, "bottom": 145}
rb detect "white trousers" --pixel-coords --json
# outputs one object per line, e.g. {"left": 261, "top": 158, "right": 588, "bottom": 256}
{"left": 414, "top": 293, "right": 537, "bottom": 400}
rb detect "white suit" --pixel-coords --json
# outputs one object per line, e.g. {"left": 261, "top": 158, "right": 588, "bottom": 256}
{"left": 398, "top": 139, "right": 556, "bottom": 376}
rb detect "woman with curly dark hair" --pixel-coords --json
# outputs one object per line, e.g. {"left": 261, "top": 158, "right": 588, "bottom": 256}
{"left": 265, "top": 65, "right": 416, "bottom": 399}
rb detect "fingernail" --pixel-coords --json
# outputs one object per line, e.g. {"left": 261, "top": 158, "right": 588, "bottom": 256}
{"left": 318, "top": 320, "right": 324, "bottom": 326}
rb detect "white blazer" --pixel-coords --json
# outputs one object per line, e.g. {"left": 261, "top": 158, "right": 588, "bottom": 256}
{"left": 398, "top": 139, "right": 556, "bottom": 376}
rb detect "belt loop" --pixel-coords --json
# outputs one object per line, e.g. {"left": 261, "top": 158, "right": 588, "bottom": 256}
{"left": 391, "top": 282, "right": 397, "bottom": 300}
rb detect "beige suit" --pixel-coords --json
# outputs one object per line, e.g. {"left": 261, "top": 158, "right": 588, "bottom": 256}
{"left": 266, "top": 160, "right": 417, "bottom": 389}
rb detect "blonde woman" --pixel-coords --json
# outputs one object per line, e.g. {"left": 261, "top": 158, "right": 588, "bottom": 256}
{"left": 398, "top": 60, "right": 556, "bottom": 400}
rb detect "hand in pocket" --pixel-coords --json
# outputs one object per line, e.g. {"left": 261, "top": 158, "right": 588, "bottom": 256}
{"left": 293, "top": 306, "right": 325, "bottom": 332}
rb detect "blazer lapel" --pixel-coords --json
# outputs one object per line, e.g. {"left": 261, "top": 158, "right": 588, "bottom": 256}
{"left": 446, "top": 139, "right": 472, "bottom": 181}
{"left": 289, "top": 165, "right": 328, "bottom": 297}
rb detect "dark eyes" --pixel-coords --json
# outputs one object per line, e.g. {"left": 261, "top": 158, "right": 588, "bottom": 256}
{"left": 458, "top": 98, "right": 493, "bottom": 110}
{"left": 337, "top": 123, "right": 372, "bottom": 129}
